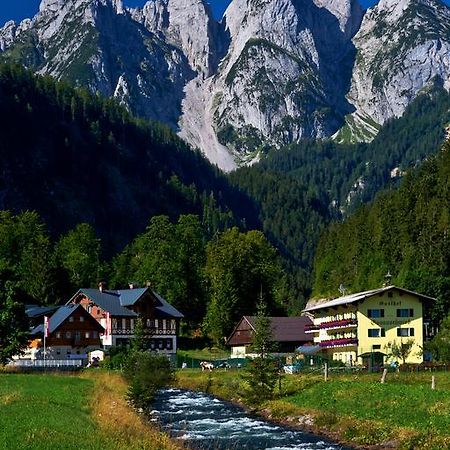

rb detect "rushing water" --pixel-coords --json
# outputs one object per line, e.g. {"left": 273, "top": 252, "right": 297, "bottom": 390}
{"left": 150, "top": 389, "right": 349, "bottom": 450}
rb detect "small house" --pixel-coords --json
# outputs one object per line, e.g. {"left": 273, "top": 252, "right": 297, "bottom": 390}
{"left": 226, "top": 316, "right": 313, "bottom": 358}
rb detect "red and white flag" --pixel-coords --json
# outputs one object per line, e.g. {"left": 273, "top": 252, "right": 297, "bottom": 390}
{"left": 105, "top": 312, "right": 111, "bottom": 337}
{"left": 44, "top": 316, "right": 50, "bottom": 338}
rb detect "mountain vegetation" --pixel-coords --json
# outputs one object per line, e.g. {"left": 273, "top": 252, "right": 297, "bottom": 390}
{"left": 0, "top": 62, "right": 256, "bottom": 255}
{"left": 313, "top": 139, "right": 450, "bottom": 322}
{"left": 230, "top": 86, "right": 450, "bottom": 305}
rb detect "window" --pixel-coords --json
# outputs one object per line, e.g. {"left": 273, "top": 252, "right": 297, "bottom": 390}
{"left": 79, "top": 316, "right": 85, "bottom": 322}
{"left": 397, "top": 309, "right": 414, "bottom": 318}
{"left": 65, "top": 331, "right": 72, "bottom": 339}
{"left": 368, "top": 328, "right": 385, "bottom": 338}
{"left": 55, "top": 332, "right": 61, "bottom": 339}
{"left": 75, "top": 331, "right": 81, "bottom": 341}
{"left": 85, "top": 331, "right": 90, "bottom": 339}
{"left": 92, "top": 331, "right": 98, "bottom": 338}
{"left": 372, "top": 345, "right": 381, "bottom": 350}
{"left": 368, "top": 309, "right": 384, "bottom": 318}
{"left": 69, "top": 316, "right": 74, "bottom": 322}
{"left": 397, "top": 328, "right": 415, "bottom": 337}
{"left": 166, "top": 339, "right": 173, "bottom": 350}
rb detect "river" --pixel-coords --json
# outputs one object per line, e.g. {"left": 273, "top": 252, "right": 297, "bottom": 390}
{"left": 150, "top": 388, "right": 349, "bottom": 450}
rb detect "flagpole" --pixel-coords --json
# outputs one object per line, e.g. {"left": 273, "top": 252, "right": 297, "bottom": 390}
{"left": 43, "top": 326, "right": 46, "bottom": 370}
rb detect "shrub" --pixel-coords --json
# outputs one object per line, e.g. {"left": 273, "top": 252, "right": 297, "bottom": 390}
{"left": 124, "top": 351, "right": 175, "bottom": 409}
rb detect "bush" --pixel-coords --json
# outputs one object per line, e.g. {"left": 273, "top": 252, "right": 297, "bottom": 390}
{"left": 124, "top": 351, "right": 175, "bottom": 409}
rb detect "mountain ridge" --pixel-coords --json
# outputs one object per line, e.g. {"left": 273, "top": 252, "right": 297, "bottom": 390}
{"left": 1, "top": 0, "right": 450, "bottom": 170}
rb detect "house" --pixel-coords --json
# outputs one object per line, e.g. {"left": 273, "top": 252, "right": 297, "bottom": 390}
{"left": 67, "top": 284, "right": 183, "bottom": 355}
{"left": 302, "top": 285, "right": 435, "bottom": 368}
{"left": 25, "top": 303, "right": 104, "bottom": 363}
{"left": 226, "top": 316, "right": 313, "bottom": 358}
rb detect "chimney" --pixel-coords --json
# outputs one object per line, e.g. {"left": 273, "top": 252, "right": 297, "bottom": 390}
{"left": 129, "top": 282, "right": 136, "bottom": 290}
{"left": 98, "top": 281, "right": 106, "bottom": 292}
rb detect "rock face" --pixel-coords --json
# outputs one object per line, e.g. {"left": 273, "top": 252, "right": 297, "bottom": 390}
{"left": 1, "top": 0, "right": 450, "bottom": 170}
{"left": 342, "top": 0, "right": 450, "bottom": 142}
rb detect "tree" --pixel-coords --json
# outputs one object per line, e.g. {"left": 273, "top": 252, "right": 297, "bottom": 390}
{"left": 203, "top": 228, "right": 284, "bottom": 343}
{"left": 54, "top": 223, "right": 101, "bottom": 289}
{"left": 427, "top": 315, "right": 450, "bottom": 362}
{"left": 241, "top": 300, "right": 279, "bottom": 406}
{"left": 385, "top": 339, "right": 415, "bottom": 365}
{"left": 0, "top": 280, "right": 29, "bottom": 365}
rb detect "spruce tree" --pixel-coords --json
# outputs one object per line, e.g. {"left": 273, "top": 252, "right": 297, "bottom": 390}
{"left": 242, "top": 300, "right": 279, "bottom": 406}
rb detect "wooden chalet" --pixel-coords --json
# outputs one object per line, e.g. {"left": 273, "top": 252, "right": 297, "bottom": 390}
{"left": 68, "top": 284, "right": 183, "bottom": 354}
{"left": 28, "top": 303, "right": 104, "bottom": 361}
{"left": 226, "top": 316, "right": 313, "bottom": 358}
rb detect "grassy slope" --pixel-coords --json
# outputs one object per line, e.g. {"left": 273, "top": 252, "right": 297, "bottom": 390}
{"left": 176, "top": 369, "right": 450, "bottom": 449}
{"left": 0, "top": 371, "right": 180, "bottom": 450}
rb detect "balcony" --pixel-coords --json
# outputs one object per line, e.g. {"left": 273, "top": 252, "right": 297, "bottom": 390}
{"left": 319, "top": 318, "right": 358, "bottom": 331}
{"left": 111, "top": 328, "right": 176, "bottom": 336}
{"left": 319, "top": 338, "right": 358, "bottom": 349}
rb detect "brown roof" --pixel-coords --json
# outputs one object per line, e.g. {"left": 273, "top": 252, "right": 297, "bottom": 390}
{"left": 227, "top": 316, "right": 313, "bottom": 346}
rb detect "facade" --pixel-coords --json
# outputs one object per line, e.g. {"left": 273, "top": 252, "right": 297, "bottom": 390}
{"left": 68, "top": 285, "right": 183, "bottom": 355}
{"left": 27, "top": 304, "right": 104, "bottom": 362}
{"left": 226, "top": 316, "right": 313, "bottom": 358}
{"left": 303, "top": 286, "right": 435, "bottom": 367}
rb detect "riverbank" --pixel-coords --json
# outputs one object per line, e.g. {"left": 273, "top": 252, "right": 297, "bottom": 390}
{"left": 175, "top": 369, "right": 450, "bottom": 450}
{"left": 0, "top": 370, "right": 181, "bottom": 450}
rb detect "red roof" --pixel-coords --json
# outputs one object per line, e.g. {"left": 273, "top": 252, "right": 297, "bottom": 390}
{"left": 227, "top": 316, "right": 313, "bottom": 346}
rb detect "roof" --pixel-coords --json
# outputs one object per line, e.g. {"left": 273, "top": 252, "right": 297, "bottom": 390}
{"left": 74, "top": 289, "right": 137, "bottom": 316}
{"left": 228, "top": 316, "right": 313, "bottom": 345}
{"left": 303, "top": 286, "right": 436, "bottom": 313}
{"left": 70, "top": 287, "right": 183, "bottom": 318}
{"left": 31, "top": 304, "right": 81, "bottom": 336}
{"left": 296, "top": 345, "right": 322, "bottom": 355}
{"left": 153, "top": 291, "right": 184, "bottom": 318}
{"left": 25, "top": 304, "right": 59, "bottom": 319}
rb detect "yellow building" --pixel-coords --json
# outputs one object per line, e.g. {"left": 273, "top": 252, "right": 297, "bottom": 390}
{"left": 303, "top": 286, "right": 435, "bottom": 368}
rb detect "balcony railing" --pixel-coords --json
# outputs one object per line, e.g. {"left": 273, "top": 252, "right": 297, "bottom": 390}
{"left": 111, "top": 328, "right": 176, "bottom": 336}
{"left": 319, "top": 338, "right": 358, "bottom": 349}
{"left": 305, "top": 319, "right": 357, "bottom": 333}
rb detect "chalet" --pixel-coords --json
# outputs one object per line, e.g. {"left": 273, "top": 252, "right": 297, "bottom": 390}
{"left": 27, "top": 303, "right": 104, "bottom": 362}
{"left": 226, "top": 316, "right": 313, "bottom": 358}
{"left": 67, "top": 284, "right": 183, "bottom": 355}
{"left": 303, "top": 285, "right": 435, "bottom": 368}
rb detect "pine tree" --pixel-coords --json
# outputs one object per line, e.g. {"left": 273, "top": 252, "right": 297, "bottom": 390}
{"left": 242, "top": 300, "right": 279, "bottom": 406}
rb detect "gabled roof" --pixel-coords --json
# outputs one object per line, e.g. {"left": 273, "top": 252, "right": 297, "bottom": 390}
{"left": 30, "top": 304, "right": 104, "bottom": 336}
{"left": 227, "top": 316, "right": 313, "bottom": 346}
{"left": 153, "top": 291, "right": 184, "bottom": 318}
{"left": 69, "top": 287, "right": 183, "bottom": 318}
{"left": 303, "top": 285, "right": 436, "bottom": 313}
{"left": 73, "top": 289, "right": 137, "bottom": 317}
{"left": 25, "top": 304, "right": 59, "bottom": 319}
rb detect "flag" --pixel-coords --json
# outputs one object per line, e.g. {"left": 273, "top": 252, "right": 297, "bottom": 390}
{"left": 44, "top": 316, "right": 50, "bottom": 338}
{"left": 105, "top": 312, "right": 111, "bottom": 337}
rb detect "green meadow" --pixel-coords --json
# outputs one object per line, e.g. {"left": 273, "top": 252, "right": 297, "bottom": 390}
{"left": 176, "top": 369, "right": 450, "bottom": 449}
{"left": 0, "top": 372, "right": 180, "bottom": 450}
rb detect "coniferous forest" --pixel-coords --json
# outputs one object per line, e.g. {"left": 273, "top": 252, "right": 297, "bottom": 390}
{"left": 1, "top": 62, "right": 450, "bottom": 341}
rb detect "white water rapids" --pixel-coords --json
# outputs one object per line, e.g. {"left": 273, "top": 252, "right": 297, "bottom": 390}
{"left": 150, "top": 389, "right": 349, "bottom": 450}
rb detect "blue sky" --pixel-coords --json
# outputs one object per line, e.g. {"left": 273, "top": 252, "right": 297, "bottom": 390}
{"left": 0, "top": 0, "right": 449, "bottom": 25}
{"left": 0, "top": 0, "right": 380, "bottom": 25}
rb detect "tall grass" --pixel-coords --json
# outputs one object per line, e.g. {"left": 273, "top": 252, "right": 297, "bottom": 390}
{"left": 0, "top": 371, "right": 182, "bottom": 450}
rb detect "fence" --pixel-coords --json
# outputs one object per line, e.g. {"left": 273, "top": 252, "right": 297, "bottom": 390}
{"left": 8, "top": 359, "right": 85, "bottom": 369}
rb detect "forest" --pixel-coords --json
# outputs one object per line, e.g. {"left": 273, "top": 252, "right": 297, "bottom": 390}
{"left": 0, "top": 62, "right": 450, "bottom": 347}
{"left": 313, "top": 140, "right": 450, "bottom": 323}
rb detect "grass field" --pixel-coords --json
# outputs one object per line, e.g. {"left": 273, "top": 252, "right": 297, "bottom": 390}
{"left": 0, "top": 371, "right": 181, "bottom": 450}
{"left": 176, "top": 368, "right": 450, "bottom": 449}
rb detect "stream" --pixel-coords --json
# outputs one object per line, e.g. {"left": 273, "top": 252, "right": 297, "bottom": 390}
{"left": 150, "top": 389, "right": 349, "bottom": 450}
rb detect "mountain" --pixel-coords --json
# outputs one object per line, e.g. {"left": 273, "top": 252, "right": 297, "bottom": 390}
{"left": 1, "top": 0, "right": 449, "bottom": 169}
{"left": 337, "top": 0, "right": 450, "bottom": 142}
